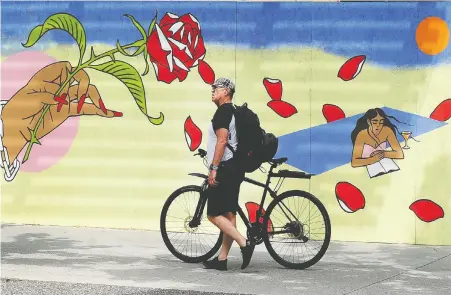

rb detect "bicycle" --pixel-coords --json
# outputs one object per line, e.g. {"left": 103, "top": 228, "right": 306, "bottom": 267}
{"left": 160, "top": 148, "right": 331, "bottom": 269}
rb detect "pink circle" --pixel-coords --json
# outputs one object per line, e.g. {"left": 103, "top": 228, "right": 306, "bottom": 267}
{"left": 1, "top": 50, "right": 80, "bottom": 172}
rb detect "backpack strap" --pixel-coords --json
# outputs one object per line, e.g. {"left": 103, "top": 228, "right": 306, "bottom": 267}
{"left": 224, "top": 103, "right": 237, "bottom": 156}
{"left": 226, "top": 143, "right": 236, "bottom": 155}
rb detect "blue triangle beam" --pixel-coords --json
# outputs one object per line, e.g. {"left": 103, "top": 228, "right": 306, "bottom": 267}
{"left": 274, "top": 107, "right": 448, "bottom": 175}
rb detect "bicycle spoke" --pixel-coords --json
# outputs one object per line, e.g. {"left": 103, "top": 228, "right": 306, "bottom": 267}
{"left": 264, "top": 191, "right": 331, "bottom": 269}
{"left": 161, "top": 186, "right": 223, "bottom": 262}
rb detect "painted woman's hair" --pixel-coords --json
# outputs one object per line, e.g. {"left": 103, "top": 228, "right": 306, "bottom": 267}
{"left": 351, "top": 108, "right": 408, "bottom": 145}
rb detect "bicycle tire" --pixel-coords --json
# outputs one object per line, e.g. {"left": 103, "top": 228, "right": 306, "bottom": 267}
{"left": 263, "top": 190, "right": 331, "bottom": 269}
{"left": 160, "top": 185, "right": 223, "bottom": 263}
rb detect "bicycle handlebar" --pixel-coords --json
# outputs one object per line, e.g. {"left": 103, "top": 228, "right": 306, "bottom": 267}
{"left": 193, "top": 148, "right": 207, "bottom": 158}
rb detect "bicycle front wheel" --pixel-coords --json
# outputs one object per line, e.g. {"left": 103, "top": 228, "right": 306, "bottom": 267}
{"left": 160, "top": 185, "right": 223, "bottom": 263}
{"left": 263, "top": 190, "right": 331, "bottom": 269}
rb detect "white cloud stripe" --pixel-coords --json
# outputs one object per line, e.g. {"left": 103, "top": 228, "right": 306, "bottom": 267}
{"left": 273, "top": 20, "right": 411, "bottom": 29}
{"left": 2, "top": 4, "right": 69, "bottom": 10}
{"left": 279, "top": 2, "right": 418, "bottom": 9}
{"left": 253, "top": 81, "right": 392, "bottom": 91}
{"left": 85, "top": 2, "right": 263, "bottom": 9}
{"left": 30, "top": 177, "right": 191, "bottom": 189}
{"left": 4, "top": 194, "right": 162, "bottom": 207}
{"left": 33, "top": 157, "right": 196, "bottom": 168}
{"left": 41, "top": 139, "right": 188, "bottom": 150}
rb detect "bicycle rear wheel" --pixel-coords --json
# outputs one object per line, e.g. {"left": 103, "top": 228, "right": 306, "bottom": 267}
{"left": 263, "top": 190, "right": 331, "bottom": 269}
{"left": 160, "top": 185, "right": 223, "bottom": 263}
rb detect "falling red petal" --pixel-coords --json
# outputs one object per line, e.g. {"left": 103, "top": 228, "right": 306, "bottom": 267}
{"left": 184, "top": 116, "right": 202, "bottom": 151}
{"left": 337, "top": 55, "right": 366, "bottom": 81}
{"left": 335, "top": 182, "right": 365, "bottom": 213}
{"left": 409, "top": 199, "right": 445, "bottom": 223}
{"left": 322, "top": 104, "right": 346, "bottom": 123}
{"left": 198, "top": 59, "right": 215, "bottom": 84}
{"left": 245, "top": 202, "right": 273, "bottom": 233}
{"left": 263, "top": 78, "right": 283, "bottom": 101}
{"left": 267, "top": 100, "right": 297, "bottom": 118}
{"left": 430, "top": 99, "right": 451, "bottom": 122}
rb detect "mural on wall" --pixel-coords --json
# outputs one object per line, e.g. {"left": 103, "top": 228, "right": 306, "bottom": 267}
{"left": 0, "top": 10, "right": 218, "bottom": 180}
{"left": 1, "top": 1, "right": 451, "bottom": 244}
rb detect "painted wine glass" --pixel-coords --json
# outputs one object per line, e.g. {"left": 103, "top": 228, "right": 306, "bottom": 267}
{"left": 401, "top": 131, "right": 412, "bottom": 149}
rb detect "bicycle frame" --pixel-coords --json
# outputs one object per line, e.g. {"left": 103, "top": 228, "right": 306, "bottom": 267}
{"left": 187, "top": 173, "right": 274, "bottom": 231}
{"left": 188, "top": 163, "right": 299, "bottom": 233}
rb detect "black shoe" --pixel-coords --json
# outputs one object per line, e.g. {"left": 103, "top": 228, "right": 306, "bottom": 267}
{"left": 240, "top": 239, "right": 255, "bottom": 269}
{"left": 202, "top": 256, "right": 227, "bottom": 271}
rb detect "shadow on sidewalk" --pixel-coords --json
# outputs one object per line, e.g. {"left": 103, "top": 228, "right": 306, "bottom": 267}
{"left": 2, "top": 224, "right": 451, "bottom": 295}
{"left": 1, "top": 227, "right": 159, "bottom": 271}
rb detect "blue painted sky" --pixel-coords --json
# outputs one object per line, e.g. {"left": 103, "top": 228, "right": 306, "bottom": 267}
{"left": 1, "top": 1, "right": 451, "bottom": 67}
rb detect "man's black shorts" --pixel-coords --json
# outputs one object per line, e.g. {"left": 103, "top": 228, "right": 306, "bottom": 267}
{"left": 205, "top": 158, "right": 245, "bottom": 217}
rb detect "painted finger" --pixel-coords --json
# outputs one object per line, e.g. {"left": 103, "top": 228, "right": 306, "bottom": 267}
{"left": 27, "top": 92, "right": 59, "bottom": 106}
{"left": 67, "top": 85, "right": 81, "bottom": 102}
{"left": 71, "top": 68, "right": 90, "bottom": 100}
{"left": 67, "top": 84, "right": 86, "bottom": 115}
{"left": 30, "top": 61, "right": 72, "bottom": 85}
{"left": 42, "top": 81, "right": 71, "bottom": 98}
{"left": 29, "top": 88, "right": 70, "bottom": 109}
{"left": 68, "top": 102, "right": 122, "bottom": 118}
{"left": 82, "top": 84, "right": 107, "bottom": 115}
{"left": 69, "top": 84, "right": 89, "bottom": 113}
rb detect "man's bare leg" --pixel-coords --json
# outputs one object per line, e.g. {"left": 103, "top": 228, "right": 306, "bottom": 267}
{"left": 208, "top": 215, "right": 247, "bottom": 249}
{"left": 218, "top": 212, "right": 237, "bottom": 261}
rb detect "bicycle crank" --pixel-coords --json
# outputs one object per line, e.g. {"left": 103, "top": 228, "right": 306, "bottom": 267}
{"left": 247, "top": 222, "right": 265, "bottom": 245}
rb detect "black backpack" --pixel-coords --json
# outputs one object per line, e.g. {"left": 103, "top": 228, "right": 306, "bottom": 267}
{"left": 226, "top": 103, "right": 279, "bottom": 173}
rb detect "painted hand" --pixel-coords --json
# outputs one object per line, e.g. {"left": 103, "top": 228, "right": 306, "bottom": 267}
{"left": 370, "top": 150, "right": 385, "bottom": 160}
{"left": 1, "top": 61, "right": 122, "bottom": 163}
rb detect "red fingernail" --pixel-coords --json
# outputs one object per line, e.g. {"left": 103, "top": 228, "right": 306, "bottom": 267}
{"left": 77, "top": 94, "right": 86, "bottom": 114}
{"left": 54, "top": 96, "right": 65, "bottom": 104}
{"left": 99, "top": 98, "right": 107, "bottom": 115}
{"left": 113, "top": 111, "right": 123, "bottom": 117}
{"left": 54, "top": 94, "right": 68, "bottom": 105}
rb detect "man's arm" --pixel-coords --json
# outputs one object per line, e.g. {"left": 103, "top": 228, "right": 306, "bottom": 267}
{"left": 211, "top": 128, "right": 229, "bottom": 167}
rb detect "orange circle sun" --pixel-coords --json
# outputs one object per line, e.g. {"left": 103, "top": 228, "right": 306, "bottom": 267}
{"left": 416, "top": 16, "right": 450, "bottom": 55}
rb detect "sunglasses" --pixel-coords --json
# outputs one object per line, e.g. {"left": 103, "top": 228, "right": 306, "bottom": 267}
{"left": 212, "top": 86, "right": 227, "bottom": 91}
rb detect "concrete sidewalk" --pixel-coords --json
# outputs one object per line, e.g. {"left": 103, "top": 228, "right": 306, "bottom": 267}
{"left": 1, "top": 224, "right": 450, "bottom": 295}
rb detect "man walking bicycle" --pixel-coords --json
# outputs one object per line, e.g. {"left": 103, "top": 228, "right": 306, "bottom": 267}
{"left": 201, "top": 78, "right": 255, "bottom": 271}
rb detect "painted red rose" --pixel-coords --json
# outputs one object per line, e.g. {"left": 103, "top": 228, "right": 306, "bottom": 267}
{"left": 147, "top": 12, "right": 214, "bottom": 84}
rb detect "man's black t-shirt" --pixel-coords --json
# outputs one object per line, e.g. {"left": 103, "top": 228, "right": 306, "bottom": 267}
{"left": 207, "top": 103, "right": 238, "bottom": 165}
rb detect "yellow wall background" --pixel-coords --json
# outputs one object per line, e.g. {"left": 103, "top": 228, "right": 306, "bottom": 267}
{"left": 1, "top": 42, "right": 450, "bottom": 245}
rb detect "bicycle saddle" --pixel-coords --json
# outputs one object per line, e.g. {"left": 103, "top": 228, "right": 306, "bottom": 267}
{"left": 269, "top": 157, "right": 288, "bottom": 165}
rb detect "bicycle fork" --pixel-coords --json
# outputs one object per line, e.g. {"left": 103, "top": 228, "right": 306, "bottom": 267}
{"left": 188, "top": 180, "right": 209, "bottom": 228}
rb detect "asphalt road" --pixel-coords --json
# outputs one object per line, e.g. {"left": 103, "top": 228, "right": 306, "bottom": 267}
{"left": 1, "top": 224, "right": 451, "bottom": 295}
